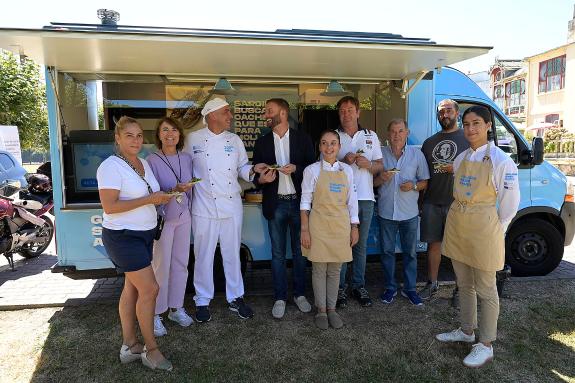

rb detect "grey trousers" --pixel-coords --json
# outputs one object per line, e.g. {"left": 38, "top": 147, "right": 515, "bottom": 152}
{"left": 312, "top": 262, "right": 342, "bottom": 310}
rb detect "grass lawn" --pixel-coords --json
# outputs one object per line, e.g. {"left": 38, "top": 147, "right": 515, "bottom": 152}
{"left": 1, "top": 280, "right": 574, "bottom": 383}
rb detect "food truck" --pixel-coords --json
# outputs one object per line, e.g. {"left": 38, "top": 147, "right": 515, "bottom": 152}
{"left": 0, "top": 17, "right": 572, "bottom": 278}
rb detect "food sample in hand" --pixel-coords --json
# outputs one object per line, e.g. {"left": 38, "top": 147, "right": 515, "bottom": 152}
{"left": 356, "top": 149, "right": 365, "bottom": 154}
{"left": 267, "top": 164, "right": 281, "bottom": 170}
{"left": 387, "top": 168, "right": 401, "bottom": 173}
{"left": 166, "top": 190, "right": 184, "bottom": 204}
{"left": 433, "top": 160, "right": 453, "bottom": 171}
{"left": 186, "top": 177, "right": 202, "bottom": 185}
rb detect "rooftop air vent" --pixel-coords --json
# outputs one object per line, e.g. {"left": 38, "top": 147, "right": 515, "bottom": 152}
{"left": 97, "top": 9, "right": 120, "bottom": 27}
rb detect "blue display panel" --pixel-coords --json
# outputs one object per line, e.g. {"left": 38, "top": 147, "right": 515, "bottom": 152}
{"left": 72, "top": 143, "right": 157, "bottom": 191}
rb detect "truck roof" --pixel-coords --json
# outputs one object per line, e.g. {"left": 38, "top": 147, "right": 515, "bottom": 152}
{"left": 0, "top": 23, "right": 491, "bottom": 81}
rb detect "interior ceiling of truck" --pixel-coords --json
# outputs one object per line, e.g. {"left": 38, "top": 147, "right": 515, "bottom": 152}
{"left": 0, "top": 26, "right": 490, "bottom": 81}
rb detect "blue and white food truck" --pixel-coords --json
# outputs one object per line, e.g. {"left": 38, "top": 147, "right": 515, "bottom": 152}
{"left": 0, "top": 20, "right": 572, "bottom": 278}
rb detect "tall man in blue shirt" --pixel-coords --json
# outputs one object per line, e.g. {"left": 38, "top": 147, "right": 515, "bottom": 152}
{"left": 375, "top": 118, "right": 430, "bottom": 306}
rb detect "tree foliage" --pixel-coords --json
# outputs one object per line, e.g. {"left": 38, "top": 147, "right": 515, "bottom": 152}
{"left": 0, "top": 50, "right": 49, "bottom": 152}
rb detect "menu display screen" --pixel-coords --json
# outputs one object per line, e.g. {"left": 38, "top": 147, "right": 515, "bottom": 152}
{"left": 72, "top": 143, "right": 156, "bottom": 192}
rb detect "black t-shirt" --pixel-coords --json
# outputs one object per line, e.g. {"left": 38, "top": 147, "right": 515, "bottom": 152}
{"left": 421, "top": 129, "right": 469, "bottom": 206}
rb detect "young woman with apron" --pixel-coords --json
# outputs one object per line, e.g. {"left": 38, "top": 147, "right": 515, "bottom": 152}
{"left": 300, "top": 130, "right": 359, "bottom": 330}
{"left": 436, "top": 105, "right": 520, "bottom": 368}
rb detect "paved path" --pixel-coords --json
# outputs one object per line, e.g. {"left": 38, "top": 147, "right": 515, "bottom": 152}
{"left": 1, "top": 237, "right": 574, "bottom": 309}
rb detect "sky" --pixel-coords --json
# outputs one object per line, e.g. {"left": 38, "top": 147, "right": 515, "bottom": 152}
{"left": 0, "top": 0, "right": 573, "bottom": 73}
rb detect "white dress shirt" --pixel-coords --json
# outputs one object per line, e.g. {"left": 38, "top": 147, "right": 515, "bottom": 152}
{"left": 453, "top": 142, "right": 520, "bottom": 231}
{"left": 184, "top": 128, "right": 253, "bottom": 219}
{"left": 337, "top": 128, "right": 383, "bottom": 202}
{"left": 300, "top": 160, "right": 359, "bottom": 224}
{"left": 273, "top": 130, "right": 296, "bottom": 195}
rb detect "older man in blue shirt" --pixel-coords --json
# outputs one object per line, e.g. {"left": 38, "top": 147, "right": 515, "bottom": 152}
{"left": 375, "top": 118, "right": 429, "bottom": 306}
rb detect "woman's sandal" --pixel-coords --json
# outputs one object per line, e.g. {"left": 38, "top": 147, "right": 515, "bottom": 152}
{"left": 119, "top": 342, "right": 143, "bottom": 364}
{"left": 141, "top": 346, "right": 173, "bottom": 371}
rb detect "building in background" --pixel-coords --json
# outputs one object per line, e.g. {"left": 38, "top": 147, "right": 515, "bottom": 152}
{"left": 468, "top": 71, "right": 490, "bottom": 99}
{"left": 489, "top": 59, "right": 527, "bottom": 131}
{"left": 525, "top": 4, "right": 575, "bottom": 134}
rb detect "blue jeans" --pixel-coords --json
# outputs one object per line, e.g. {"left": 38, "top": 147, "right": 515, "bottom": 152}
{"left": 340, "top": 200, "right": 374, "bottom": 289}
{"left": 379, "top": 215, "right": 419, "bottom": 292}
{"left": 267, "top": 199, "right": 307, "bottom": 300}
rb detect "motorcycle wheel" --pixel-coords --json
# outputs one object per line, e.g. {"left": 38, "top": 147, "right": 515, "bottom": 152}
{"left": 19, "top": 215, "right": 54, "bottom": 259}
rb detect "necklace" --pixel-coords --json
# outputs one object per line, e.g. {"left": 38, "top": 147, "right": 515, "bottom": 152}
{"left": 154, "top": 150, "right": 184, "bottom": 204}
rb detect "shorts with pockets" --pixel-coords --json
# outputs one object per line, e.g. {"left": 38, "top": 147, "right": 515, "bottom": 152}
{"left": 420, "top": 203, "right": 451, "bottom": 243}
{"left": 102, "top": 227, "right": 156, "bottom": 273}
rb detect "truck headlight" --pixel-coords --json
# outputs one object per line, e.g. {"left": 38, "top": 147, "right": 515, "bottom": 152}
{"left": 566, "top": 180, "right": 574, "bottom": 203}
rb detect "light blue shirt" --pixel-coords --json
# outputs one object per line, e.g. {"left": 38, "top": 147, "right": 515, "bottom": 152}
{"left": 377, "top": 145, "right": 430, "bottom": 221}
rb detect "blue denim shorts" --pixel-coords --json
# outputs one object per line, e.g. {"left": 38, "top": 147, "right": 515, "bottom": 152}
{"left": 102, "top": 227, "right": 155, "bottom": 273}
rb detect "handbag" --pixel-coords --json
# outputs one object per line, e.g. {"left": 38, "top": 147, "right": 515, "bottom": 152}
{"left": 114, "top": 154, "right": 164, "bottom": 240}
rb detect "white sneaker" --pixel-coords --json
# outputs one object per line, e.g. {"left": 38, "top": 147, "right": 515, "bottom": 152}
{"left": 272, "top": 300, "right": 286, "bottom": 319}
{"left": 153, "top": 315, "right": 168, "bottom": 337}
{"left": 435, "top": 328, "right": 475, "bottom": 343}
{"left": 294, "top": 295, "right": 312, "bottom": 313}
{"left": 168, "top": 307, "right": 194, "bottom": 327}
{"left": 463, "top": 343, "right": 494, "bottom": 368}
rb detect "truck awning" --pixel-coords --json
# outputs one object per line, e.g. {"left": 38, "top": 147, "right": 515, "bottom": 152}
{"left": 0, "top": 25, "right": 491, "bottom": 81}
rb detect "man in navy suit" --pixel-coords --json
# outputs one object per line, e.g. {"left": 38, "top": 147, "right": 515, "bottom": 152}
{"left": 253, "top": 98, "right": 316, "bottom": 319}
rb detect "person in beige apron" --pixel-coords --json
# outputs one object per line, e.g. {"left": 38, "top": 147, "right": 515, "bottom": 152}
{"left": 300, "top": 130, "right": 359, "bottom": 330}
{"left": 436, "top": 106, "right": 520, "bottom": 368}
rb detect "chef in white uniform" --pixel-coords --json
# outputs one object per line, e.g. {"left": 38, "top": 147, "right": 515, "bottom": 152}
{"left": 184, "top": 98, "right": 266, "bottom": 322}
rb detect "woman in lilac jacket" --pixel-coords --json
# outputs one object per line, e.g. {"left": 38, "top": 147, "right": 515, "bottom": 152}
{"left": 147, "top": 117, "right": 194, "bottom": 336}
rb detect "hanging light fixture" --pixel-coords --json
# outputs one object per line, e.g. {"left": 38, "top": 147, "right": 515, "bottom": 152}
{"left": 210, "top": 78, "right": 238, "bottom": 95}
{"left": 320, "top": 80, "right": 350, "bottom": 96}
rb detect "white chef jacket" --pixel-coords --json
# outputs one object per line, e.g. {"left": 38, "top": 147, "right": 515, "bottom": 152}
{"left": 184, "top": 128, "right": 253, "bottom": 219}
{"left": 273, "top": 130, "right": 296, "bottom": 195}
{"left": 300, "top": 160, "right": 360, "bottom": 224}
{"left": 453, "top": 142, "right": 520, "bottom": 232}
{"left": 337, "top": 128, "right": 383, "bottom": 202}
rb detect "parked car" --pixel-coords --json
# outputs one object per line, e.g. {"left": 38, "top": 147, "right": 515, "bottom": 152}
{"left": 0, "top": 150, "right": 27, "bottom": 187}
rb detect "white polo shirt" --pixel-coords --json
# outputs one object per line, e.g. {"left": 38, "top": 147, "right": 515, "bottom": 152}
{"left": 337, "top": 128, "right": 383, "bottom": 201}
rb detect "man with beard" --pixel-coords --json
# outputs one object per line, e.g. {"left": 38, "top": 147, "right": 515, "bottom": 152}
{"left": 336, "top": 96, "right": 383, "bottom": 308}
{"left": 252, "top": 98, "right": 316, "bottom": 319}
{"left": 419, "top": 99, "right": 469, "bottom": 300}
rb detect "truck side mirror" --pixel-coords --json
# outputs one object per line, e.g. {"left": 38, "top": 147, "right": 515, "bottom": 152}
{"left": 532, "top": 137, "right": 544, "bottom": 165}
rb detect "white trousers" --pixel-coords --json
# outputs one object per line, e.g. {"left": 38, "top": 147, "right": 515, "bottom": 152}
{"left": 192, "top": 213, "right": 245, "bottom": 306}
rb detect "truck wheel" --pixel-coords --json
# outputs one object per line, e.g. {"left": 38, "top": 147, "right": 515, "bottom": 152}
{"left": 506, "top": 218, "right": 564, "bottom": 276}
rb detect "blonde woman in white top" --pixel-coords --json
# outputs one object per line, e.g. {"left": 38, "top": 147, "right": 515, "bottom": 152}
{"left": 98, "top": 116, "right": 175, "bottom": 371}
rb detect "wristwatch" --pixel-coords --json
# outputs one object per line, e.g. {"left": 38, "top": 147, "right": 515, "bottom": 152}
{"left": 413, "top": 183, "right": 418, "bottom": 191}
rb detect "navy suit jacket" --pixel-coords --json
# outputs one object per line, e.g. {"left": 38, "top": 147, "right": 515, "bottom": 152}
{"left": 252, "top": 128, "right": 316, "bottom": 220}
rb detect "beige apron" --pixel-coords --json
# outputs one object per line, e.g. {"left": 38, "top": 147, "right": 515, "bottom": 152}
{"left": 302, "top": 163, "right": 353, "bottom": 263}
{"left": 442, "top": 142, "right": 505, "bottom": 272}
